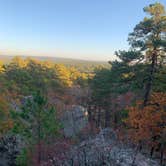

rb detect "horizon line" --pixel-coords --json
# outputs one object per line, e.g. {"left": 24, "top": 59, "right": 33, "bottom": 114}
{"left": 0, "top": 54, "right": 113, "bottom": 63}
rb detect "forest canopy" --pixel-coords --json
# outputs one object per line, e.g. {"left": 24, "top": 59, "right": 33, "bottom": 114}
{"left": 0, "top": 2, "right": 165, "bottom": 166}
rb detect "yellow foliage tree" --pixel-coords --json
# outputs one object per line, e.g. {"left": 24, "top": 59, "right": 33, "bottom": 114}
{"left": 54, "top": 64, "right": 73, "bottom": 87}
{"left": 11, "top": 56, "right": 27, "bottom": 68}
{"left": 0, "top": 61, "right": 4, "bottom": 73}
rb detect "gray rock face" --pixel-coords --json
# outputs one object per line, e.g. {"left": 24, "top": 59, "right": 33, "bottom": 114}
{"left": 68, "top": 128, "right": 159, "bottom": 166}
{"left": 62, "top": 105, "right": 88, "bottom": 137}
{"left": 47, "top": 128, "right": 159, "bottom": 166}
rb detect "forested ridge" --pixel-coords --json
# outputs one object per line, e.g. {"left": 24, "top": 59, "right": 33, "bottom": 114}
{"left": 0, "top": 2, "right": 166, "bottom": 166}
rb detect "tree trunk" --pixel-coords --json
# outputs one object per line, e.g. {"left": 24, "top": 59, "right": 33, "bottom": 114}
{"left": 97, "top": 108, "right": 101, "bottom": 127}
{"left": 87, "top": 105, "right": 92, "bottom": 123}
{"left": 105, "top": 109, "right": 110, "bottom": 128}
{"left": 114, "top": 112, "right": 118, "bottom": 126}
{"left": 37, "top": 110, "right": 41, "bottom": 166}
{"left": 143, "top": 53, "right": 157, "bottom": 106}
{"left": 150, "top": 146, "right": 154, "bottom": 158}
{"left": 160, "top": 144, "right": 164, "bottom": 166}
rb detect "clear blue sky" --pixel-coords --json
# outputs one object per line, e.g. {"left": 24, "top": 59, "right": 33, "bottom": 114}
{"left": 0, "top": 0, "right": 165, "bottom": 61}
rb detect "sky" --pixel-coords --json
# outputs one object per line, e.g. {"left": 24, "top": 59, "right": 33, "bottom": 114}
{"left": 0, "top": 0, "right": 165, "bottom": 61}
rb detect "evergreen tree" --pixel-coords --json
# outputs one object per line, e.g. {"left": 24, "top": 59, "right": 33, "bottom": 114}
{"left": 12, "top": 92, "right": 60, "bottom": 165}
{"left": 128, "top": 2, "right": 166, "bottom": 105}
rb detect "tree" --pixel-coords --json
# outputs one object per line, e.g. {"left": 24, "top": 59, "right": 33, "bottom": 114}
{"left": 12, "top": 92, "right": 60, "bottom": 165}
{"left": 128, "top": 2, "right": 166, "bottom": 105}
{"left": 115, "top": 50, "right": 142, "bottom": 64}
{"left": 115, "top": 3, "right": 166, "bottom": 105}
{"left": 10, "top": 56, "right": 27, "bottom": 68}
{"left": 54, "top": 64, "right": 73, "bottom": 87}
{"left": 119, "top": 4, "right": 166, "bottom": 164}
{"left": 0, "top": 61, "right": 4, "bottom": 73}
{"left": 126, "top": 92, "right": 166, "bottom": 164}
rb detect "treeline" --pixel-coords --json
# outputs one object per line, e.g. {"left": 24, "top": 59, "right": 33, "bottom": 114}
{"left": 88, "top": 2, "right": 166, "bottom": 165}
{"left": 0, "top": 55, "right": 109, "bottom": 73}
{"left": 0, "top": 56, "right": 92, "bottom": 165}
{"left": 0, "top": 56, "right": 91, "bottom": 96}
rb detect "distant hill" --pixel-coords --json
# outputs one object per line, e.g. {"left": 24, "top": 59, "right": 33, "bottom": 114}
{"left": 0, "top": 55, "right": 110, "bottom": 72}
{"left": 0, "top": 55, "right": 108, "bottom": 64}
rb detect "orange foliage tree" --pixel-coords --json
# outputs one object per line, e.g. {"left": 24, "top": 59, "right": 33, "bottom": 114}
{"left": 125, "top": 92, "right": 166, "bottom": 161}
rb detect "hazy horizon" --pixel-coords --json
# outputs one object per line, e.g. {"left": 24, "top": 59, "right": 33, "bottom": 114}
{"left": 0, "top": 49, "right": 114, "bottom": 62}
{"left": 0, "top": 54, "right": 110, "bottom": 62}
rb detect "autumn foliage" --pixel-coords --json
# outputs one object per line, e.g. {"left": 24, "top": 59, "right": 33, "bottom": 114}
{"left": 126, "top": 93, "right": 166, "bottom": 152}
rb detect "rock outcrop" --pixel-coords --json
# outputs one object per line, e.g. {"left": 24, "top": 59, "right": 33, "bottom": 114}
{"left": 62, "top": 105, "right": 88, "bottom": 137}
{"left": 48, "top": 128, "right": 159, "bottom": 166}
{"left": 69, "top": 128, "right": 159, "bottom": 166}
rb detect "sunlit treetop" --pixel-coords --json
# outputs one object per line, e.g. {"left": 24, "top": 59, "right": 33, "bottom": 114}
{"left": 144, "top": 2, "right": 165, "bottom": 17}
{"left": 128, "top": 2, "right": 166, "bottom": 62}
